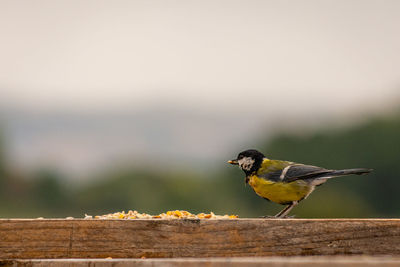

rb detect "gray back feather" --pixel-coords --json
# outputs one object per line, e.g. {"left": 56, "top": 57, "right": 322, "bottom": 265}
{"left": 259, "top": 164, "right": 332, "bottom": 183}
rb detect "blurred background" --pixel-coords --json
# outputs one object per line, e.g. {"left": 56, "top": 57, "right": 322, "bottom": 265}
{"left": 0, "top": 0, "right": 399, "bottom": 218}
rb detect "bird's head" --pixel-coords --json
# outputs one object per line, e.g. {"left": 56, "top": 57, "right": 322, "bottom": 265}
{"left": 228, "top": 149, "right": 265, "bottom": 174}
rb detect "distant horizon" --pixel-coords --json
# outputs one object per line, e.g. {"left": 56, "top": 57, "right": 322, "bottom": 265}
{"left": 1, "top": 99, "right": 399, "bottom": 179}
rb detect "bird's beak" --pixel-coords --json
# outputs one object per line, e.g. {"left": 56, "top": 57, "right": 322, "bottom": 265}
{"left": 228, "top": 159, "right": 239, "bottom": 165}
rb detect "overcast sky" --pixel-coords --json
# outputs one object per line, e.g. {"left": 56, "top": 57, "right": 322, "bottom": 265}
{"left": 1, "top": 0, "right": 399, "bottom": 116}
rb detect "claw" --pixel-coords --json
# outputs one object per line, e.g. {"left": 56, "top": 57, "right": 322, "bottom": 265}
{"left": 260, "top": 215, "right": 276, "bottom": 219}
{"left": 260, "top": 214, "right": 296, "bottom": 219}
{"left": 276, "top": 214, "right": 296, "bottom": 219}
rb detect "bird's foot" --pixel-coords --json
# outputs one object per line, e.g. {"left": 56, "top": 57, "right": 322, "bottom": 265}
{"left": 275, "top": 214, "right": 296, "bottom": 219}
{"left": 259, "top": 215, "right": 275, "bottom": 219}
{"left": 260, "top": 214, "right": 296, "bottom": 219}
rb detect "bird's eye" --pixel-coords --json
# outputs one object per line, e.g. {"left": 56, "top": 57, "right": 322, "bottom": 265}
{"left": 238, "top": 155, "right": 243, "bottom": 159}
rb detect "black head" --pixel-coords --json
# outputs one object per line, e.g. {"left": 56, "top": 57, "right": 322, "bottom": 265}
{"left": 228, "top": 149, "right": 265, "bottom": 175}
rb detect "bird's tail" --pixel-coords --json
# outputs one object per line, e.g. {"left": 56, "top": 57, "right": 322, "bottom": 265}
{"left": 327, "top": 168, "right": 373, "bottom": 177}
{"left": 308, "top": 168, "right": 372, "bottom": 186}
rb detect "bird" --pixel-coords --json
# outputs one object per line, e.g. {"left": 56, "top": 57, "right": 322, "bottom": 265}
{"left": 228, "top": 149, "right": 372, "bottom": 218}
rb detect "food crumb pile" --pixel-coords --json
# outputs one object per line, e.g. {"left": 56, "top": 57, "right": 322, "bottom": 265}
{"left": 84, "top": 210, "right": 238, "bottom": 220}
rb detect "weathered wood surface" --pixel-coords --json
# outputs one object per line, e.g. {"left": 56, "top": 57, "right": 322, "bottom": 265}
{"left": 1, "top": 219, "right": 400, "bottom": 259}
{"left": 3, "top": 256, "right": 400, "bottom": 267}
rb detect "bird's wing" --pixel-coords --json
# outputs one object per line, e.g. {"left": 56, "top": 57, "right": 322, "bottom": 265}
{"left": 258, "top": 162, "right": 332, "bottom": 183}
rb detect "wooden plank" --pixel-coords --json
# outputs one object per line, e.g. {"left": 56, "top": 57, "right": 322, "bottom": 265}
{"left": 1, "top": 219, "right": 400, "bottom": 259}
{"left": 3, "top": 256, "right": 400, "bottom": 267}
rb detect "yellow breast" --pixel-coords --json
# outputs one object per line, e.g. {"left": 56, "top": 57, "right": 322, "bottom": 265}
{"left": 248, "top": 175, "right": 313, "bottom": 204}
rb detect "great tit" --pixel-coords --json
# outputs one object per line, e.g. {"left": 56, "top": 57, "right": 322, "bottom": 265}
{"left": 228, "top": 149, "right": 372, "bottom": 218}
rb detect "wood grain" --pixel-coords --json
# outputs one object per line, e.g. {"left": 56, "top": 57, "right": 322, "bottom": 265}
{"left": 3, "top": 256, "right": 400, "bottom": 267}
{"left": 1, "top": 219, "right": 400, "bottom": 259}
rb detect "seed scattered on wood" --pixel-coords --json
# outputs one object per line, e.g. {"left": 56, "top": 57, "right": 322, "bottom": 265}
{"left": 84, "top": 210, "right": 239, "bottom": 220}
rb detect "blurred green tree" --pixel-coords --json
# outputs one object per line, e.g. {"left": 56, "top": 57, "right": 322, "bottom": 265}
{"left": 30, "top": 169, "right": 72, "bottom": 216}
{"left": 0, "top": 129, "right": 5, "bottom": 189}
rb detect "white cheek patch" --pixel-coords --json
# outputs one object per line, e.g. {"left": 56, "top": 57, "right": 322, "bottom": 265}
{"left": 238, "top": 157, "right": 255, "bottom": 171}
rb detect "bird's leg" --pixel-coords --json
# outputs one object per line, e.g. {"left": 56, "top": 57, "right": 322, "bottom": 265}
{"left": 274, "top": 201, "right": 298, "bottom": 218}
